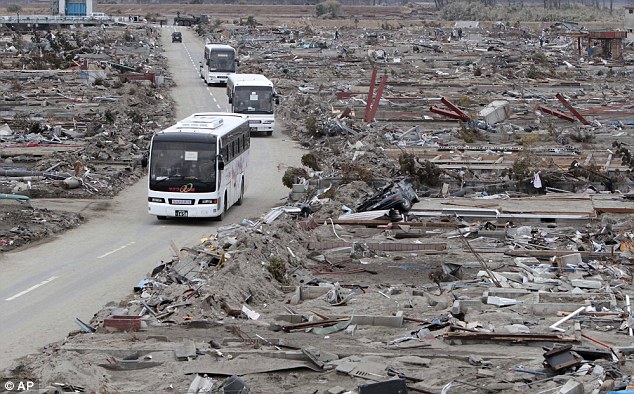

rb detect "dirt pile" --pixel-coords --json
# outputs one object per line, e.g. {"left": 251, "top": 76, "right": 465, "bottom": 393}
{"left": 0, "top": 202, "right": 84, "bottom": 250}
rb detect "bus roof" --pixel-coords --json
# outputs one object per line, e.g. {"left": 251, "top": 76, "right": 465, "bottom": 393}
{"left": 204, "top": 44, "right": 235, "bottom": 51}
{"left": 228, "top": 74, "right": 269, "bottom": 82}
{"left": 228, "top": 74, "right": 273, "bottom": 88}
{"left": 157, "top": 113, "right": 248, "bottom": 136}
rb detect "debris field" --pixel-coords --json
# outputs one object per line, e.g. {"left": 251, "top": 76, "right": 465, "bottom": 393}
{"left": 3, "top": 6, "right": 634, "bottom": 394}
{"left": 0, "top": 24, "right": 173, "bottom": 251}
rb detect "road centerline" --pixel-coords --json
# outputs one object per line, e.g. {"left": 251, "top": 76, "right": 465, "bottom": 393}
{"left": 5, "top": 276, "right": 60, "bottom": 301}
{"left": 97, "top": 241, "right": 136, "bottom": 259}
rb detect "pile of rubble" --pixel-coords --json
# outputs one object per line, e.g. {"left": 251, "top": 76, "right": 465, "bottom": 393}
{"left": 7, "top": 198, "right": 634, "bottom": 393}
{"left": 4, "top": 8, "right": 634, "bottom": 394}
{"left": 0, "top": 25, "right": 175, "bottom": 251}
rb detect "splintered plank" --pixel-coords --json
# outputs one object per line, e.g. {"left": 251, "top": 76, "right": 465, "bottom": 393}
{"left": 304, "top": 240, "right": 446, "bottom": 252}
{"left": 0, "top": 144, "right": 84, "bottom": 157}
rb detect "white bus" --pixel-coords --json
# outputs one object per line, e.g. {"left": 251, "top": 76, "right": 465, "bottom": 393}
{"left": 226, "top": 74, "right": 278, "bottom": 136}
{"left": 147, "top": 113, "right": 249, "bottom": 220}
{"left": 199, "top": 44, "right": 237, "bottom": 86}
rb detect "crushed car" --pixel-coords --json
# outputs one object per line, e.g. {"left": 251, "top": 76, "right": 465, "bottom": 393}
{"left": 356, "top": 179, "right": 419, "bottom": 213}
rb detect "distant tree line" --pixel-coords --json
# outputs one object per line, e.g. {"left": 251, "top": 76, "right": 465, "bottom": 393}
{"left": 6, "top": 4, "right": 21, "bottom": 13}
{"left": 434, "top": 0, "right": 615, "bottom": 11}
{"left": 93, "top": 0, "right": 397, "bottom": 4}
{"left": 92, "top": 0, "right": 616, "bottom": 12}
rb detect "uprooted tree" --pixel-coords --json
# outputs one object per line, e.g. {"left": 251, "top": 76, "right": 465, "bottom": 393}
{"left": 7, "top": 4, "right": 21, "bottom": 13}
{"left": 282, "top": 167, "right": 309, "bottom": 189}
{"left": 315, "top": 0, "right": 341, "bottom": 18}
{"left": 301, "top": 152, "right": 321, "bottom": 171}
{"left": 399, "top": 153, "right": 442, "bottom": 187}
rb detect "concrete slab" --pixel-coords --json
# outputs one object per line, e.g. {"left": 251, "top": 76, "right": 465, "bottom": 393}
{"left": 570, "top": 279, "right": 602, "bottom": 289}
{"left": 174, "top": 339, "right": 197, "bottom": 361}
{"left": 487, "top": 296, "right": 521, "bottom": 307}
{"left": 558, "top": 379, "right": 584, "bottom": 394}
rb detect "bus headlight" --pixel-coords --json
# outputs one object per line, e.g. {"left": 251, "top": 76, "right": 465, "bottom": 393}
{"left": 199, "top": 199, "right": 218, "bottom": 204}
{"left": 148, "top": 197, "right": 165, "bottom": 203}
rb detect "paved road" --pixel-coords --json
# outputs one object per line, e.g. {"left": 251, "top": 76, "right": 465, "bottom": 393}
{"left": 0, "top": 26, "right": 303, "bottom": 370}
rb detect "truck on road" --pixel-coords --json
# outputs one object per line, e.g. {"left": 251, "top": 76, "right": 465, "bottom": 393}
{"left": 174, "top": 13, "right": 208, "bottom": 26}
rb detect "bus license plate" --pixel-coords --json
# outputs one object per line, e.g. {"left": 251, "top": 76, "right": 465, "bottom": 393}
{"left": 175, "top": 210, "right": 188, "bottom": 217}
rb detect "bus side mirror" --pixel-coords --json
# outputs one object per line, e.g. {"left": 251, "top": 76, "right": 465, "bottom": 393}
{"left": 217, "top": 155, "right": 225, "bottom": 171}
{"left": 235, "top": 59, "right": 240, "bottom": 66}
{"left": 275, "top": 97, "right": 280, "bottom": 105}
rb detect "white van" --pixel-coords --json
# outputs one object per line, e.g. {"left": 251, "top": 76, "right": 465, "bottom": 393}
{"left": 90, "top": 12, "right": 109, "bottom": 20}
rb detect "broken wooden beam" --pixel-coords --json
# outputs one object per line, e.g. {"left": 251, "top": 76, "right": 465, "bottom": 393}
{"left": 502, "top": 249, "right": 615, "bottom": 259}
{"left": 444, "top": 331, "right": 578, "bottom": 343}
{"left": 282, "top": 318, "right": 348, "bottom": 332}
{"left": 312, "top": 268, "right": 377, "bottom": 275}
{"left": 170, "top": 240, "right": 185, "bottom": 261}
{"left": 304, "top": 240, "right": 447, "bottom": 252}
{"left": 314, "top": 219, "right": 457, "bottom": 228}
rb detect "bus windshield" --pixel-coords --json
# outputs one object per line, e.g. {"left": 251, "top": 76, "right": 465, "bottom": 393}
{"left": 149, "top": 140, "right": 217, "bottom": 192}
{"left": 207, "top": 50, "right": 236, "bottom": 72}
{"left": 233, "top": 86, "right": 273, "bottom": 114}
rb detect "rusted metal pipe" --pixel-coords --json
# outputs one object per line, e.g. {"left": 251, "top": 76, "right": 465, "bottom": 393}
{"left": 555, "top": 93, "right": 590, "bottom": 125}
{"left": 430, "top": 106, "right": 468, "bottom": 121}
{"left": 535, "top": 104, "right": 575, "bottom": 122}
{"left": 0, "top": 193, "right": 31, "bottom": 206}
{"left": 364, "top": 68, "right": 378, "bottom": 123}
{"left": 440, "top": 97, "right": 471, "bottom": 121}
{"left": 367, "top": 74, "right": 387, "bottom": 123}
{"left": 61, "top": 177, "right": 81, "bottom": 189}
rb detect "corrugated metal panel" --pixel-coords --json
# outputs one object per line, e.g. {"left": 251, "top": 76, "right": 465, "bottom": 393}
{"left": 66, "top": 2, "right": 86, "bottom": 16}
{"left": 262, "top": 207, "right": 284, "bottom": 224}
{"left": 338, "top": 210, "right": 390, "bottom": 221}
